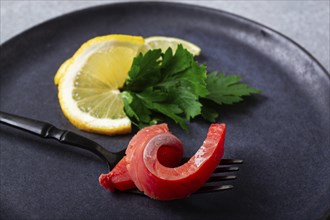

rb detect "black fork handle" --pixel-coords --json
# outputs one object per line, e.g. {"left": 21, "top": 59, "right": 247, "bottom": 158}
{"left": 0, "top": 111, "right": 114, "bottom": 164}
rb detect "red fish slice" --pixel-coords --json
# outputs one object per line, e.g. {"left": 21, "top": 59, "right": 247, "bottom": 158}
{"left": 100, "top": 123, "right": 225, "bottom": 200}
{"left": 99, "top": 124, "right": 183, "bottom": 192}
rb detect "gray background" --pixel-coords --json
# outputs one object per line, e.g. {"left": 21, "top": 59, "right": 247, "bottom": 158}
{"left": 0, "top": 0, "right": 329, "bottom": 72}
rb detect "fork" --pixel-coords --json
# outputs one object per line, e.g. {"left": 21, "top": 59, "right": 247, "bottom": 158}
{"left": 0, "top": 111, "right": 243, "bottom": 194}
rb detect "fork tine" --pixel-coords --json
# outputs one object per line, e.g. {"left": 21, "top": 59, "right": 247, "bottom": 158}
{"left": 128, "top": 174, "right": 238, "bottom": 195}
{"left": 220, "top": 159, "right": 244, "bottom": 165}
{"left": 194, "top": 185, "right": 234, "bottom": 194}
{"left": 126, "top": 159, "right": 242, "bottom": 197}
{"left": 126, "top": 174, "right": 238, "bottom": 196}
{"left": 181, "top": 158, "right": 243, "bottom": 165}
{"left": 127, "top": 184, "right": 235, "bottom": 196}
{"left": 214, "top": 166, "right": 239, "bottom": 173}
{"left": 207, "top": 175, "right": 237, "bottom": 183}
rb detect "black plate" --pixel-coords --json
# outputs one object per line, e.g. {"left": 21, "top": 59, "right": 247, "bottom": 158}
{"left": 1, "top": 2, "right": 329, "bottom": 220}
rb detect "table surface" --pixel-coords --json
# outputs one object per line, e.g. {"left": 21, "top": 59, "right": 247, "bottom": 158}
{"left": 0, "top": 2, "right": 329, "bottom": 220}
{"left": 1, "top": 1, "right": 329, "bottom": 72}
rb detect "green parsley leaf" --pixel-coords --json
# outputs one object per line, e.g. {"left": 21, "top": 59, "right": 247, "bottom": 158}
{"left": 124, "top": 49, "right": 162, "bottom": 92}
{"left": 205, "top": 71, "right": 261, "bottom": 105}
{"left": 201, "top": 103, "right": 219, "bottom": 122}
{"left": 121, "top": 91, "right": 152, "bottom": 127}
{"left": 121, "top": 45, "right": 261, "bottom": 131}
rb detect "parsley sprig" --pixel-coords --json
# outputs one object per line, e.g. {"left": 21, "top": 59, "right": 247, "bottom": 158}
{"left": 121, "top": 45, "right": 260, "bottom": 130}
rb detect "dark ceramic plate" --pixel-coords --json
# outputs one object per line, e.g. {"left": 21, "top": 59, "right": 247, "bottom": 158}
{"left": 1, "top": 2, "right": 329, "bottom": 220}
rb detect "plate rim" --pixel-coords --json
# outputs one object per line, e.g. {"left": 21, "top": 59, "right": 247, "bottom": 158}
{"left": 1, "top": 1, "right": 329, "bottom": 78}
{"left": 0, "top": 2, "right": 329, "bottom": 219}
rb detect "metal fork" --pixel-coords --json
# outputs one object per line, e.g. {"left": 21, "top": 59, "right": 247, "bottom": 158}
{"left": 0, "top": 111, "right": 243, "bottom": 194}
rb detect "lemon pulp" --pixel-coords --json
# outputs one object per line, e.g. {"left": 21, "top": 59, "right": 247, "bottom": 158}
{"left": 73, "top": 46, "right": 136, "bottom": 119}
{"left": 55, "top": 34, "right": 201, "bottom": 135}
{"left": 56, "top": 35, "right": 144, "bottom": 135}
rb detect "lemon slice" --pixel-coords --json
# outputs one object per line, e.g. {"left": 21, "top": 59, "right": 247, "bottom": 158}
{"left": 56, "top": 35, "right": 144, "bottom": 135}
{"left": 142, "top": 36, "right": 201, "bottom": 56}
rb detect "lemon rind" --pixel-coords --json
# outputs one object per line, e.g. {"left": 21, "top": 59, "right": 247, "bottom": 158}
{"left": 57, "top": 35, "right": 144, "bottom": 135}
{"left": 144, "top": 36, "right": 201, "bottom": 56}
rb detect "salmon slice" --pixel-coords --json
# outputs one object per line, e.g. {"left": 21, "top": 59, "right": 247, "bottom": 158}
{"left": 99, "top": 124, "right": 183, "bottom": 192}
{"left": 100, "top": 123, "right": 225, "bottom": 200}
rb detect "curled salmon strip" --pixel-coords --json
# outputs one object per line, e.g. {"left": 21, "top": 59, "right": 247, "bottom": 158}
{"left": 99, "top": 124, "right": 183, "bottom": 192}
{"left": 100, "top": 123, "right": 225, "bottom": 200}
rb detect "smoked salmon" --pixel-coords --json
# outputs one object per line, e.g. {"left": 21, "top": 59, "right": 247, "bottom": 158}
{"left": 99, "top": 123, "right": 225, "bottom": 200}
